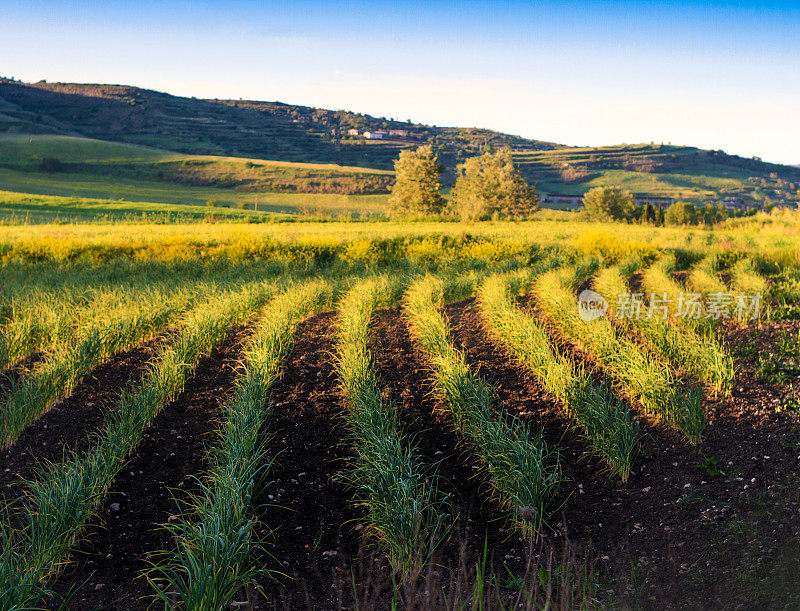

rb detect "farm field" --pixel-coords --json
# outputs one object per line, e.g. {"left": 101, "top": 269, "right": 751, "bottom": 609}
{"left": 1, "top": 214, "right": 800, "bottom": 609}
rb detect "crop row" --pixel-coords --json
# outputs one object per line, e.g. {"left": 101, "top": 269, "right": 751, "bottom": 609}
{"left": 335, "top": 276, "right": 446, "bottom": 573}
{"left": 405, "top": 275, "right": 560, "bottom": 535}
{"left": 534, "top": 261, "right": 705, "bottom": 443}
{"left": 150, "top": 281, "right": 330, "bottom": 608}
{"left": 593, "top": 258, "right": 734, "bottom": 394}
{"left": 0, "top": 280, "right": 275, "bottom": 609}
{"left": 478, "top": 269, "right": 639, "bottom": 479}
{"left": 0, "top": 286, "right": 213, "bottom": 449}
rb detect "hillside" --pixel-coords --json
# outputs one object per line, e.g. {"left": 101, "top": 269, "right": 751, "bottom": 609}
{"left": 0, "top": 135, "right": 390, "bottom": 216}
{"left": 0, "top": 79, "right": 559, "bottom": 171}
{"left": 1, "top": 78, "right": 798, "bottom": 209}
{"left": 513, "top": 144, "right": 800, "bottom": 206}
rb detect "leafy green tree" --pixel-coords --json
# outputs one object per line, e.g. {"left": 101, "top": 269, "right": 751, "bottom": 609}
{"left": 664, "top": 200, "right": 698, "bottom": 225}
{"left": 388, "top": 145, "right": 445, "bottom": 216}
{"left": 655, "top": 203, "right": 665, "bottom": 226}
{"left": 640, "top": 202, "right": 656, "bottom": 224}
{"left": 450, "top": 150, "right": 538, "bottom": 221}
{"left": 581, "top": 186, "right": 635, "bottom": 221}
{"left": 698, "top": 202, "right": 728, "bottom": 225}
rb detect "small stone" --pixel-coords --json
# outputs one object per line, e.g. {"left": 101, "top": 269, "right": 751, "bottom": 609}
{"left": 110, "top": 503, "right": 121, "bottom": 511}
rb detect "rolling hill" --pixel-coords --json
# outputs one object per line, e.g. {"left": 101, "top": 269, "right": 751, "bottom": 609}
{"left": 1, "top": 78, "right": 798, "bottom": 211}
{"left": 0, "top": 134, "right": 391, "bottom": 218}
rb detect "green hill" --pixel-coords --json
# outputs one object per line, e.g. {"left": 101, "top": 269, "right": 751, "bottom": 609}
{"left": 514, "top": 143, "right": 800, "bottom": 206}
{"left": 0, "top": 134, "right": 390, "bottom": 216}
{"left": 1, "top": 79, "right": 798, "bottom": 211}
{"left": 0, "top": 79, "right": 559, "bottom": 171}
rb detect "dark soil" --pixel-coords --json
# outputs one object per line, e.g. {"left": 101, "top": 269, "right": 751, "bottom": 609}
{"left": 456, "top": 295, "right": 800, "bottom": 609}
{"left": 5, "top": 300, "right": 799, "bottom": 610}
{"left": 249, "top": 312, "right": 360, "bottom": 610}
{"left": 45, "top": 323, "right": 251, "bottom": 610}
{"left": 0, "top": 333, "right": 170, "bottom": 506}
{"left": 368, "top": 306, "right": 535, "bottom": 567}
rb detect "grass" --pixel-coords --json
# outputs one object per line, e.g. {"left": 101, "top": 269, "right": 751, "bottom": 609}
{"left": 534, "top": 263, "right": 706, "bottom": 444}
{"left": 0, "top": 134, "right": 393, "bottom": 217}
{"left": 0, "top": 187, "right": 389, "bottom": 223}
{"left": 688, "top": 255, "right": 728, "bottom": 296}
{"left": 148, "top": 280, "right": 329, "bottom": 609}
{"left": 0, "top": 285, "right": 108, "bottom": 371}
{"left": 335, "top": 276, "right": 448, "bottom": 573}
{"left": 731, "top": 257, "right": 769, "bottom": 304}
{"left": 478, "top": 269, "right": 639, "bottom": 480}
{"left": 0, "top": 280, "right": 275, "bottom": 609}
{"left": 405, "top": 275, "right": 560, "bottom": 536}
{"left": 0, "top": 285, "right": 200, "bottom": 448}
{"left": 593, "top": 258, "right": 734, "bottom": 394}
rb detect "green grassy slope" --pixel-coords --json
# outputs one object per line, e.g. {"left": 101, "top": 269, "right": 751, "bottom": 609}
{"left": 514, "top": 144, "right": 800, "bottom": 204}
{"left": 2, "top": 80, "right": 799, "bottom": 211}
{"left": 0, "top": 135, "right": 390, "bottom": 216}
{"left": 0, "top": 80, "right": 560, "bottom": 171}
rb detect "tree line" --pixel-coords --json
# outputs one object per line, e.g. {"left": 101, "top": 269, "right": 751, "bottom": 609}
{"left": 389, "top": 146, "right": 538, "bottom": 220}
{"left": 388, "top": 146, "right": 750, "bottom": 225}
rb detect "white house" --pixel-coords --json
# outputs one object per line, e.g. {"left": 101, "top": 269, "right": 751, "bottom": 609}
{"left": 363, "top": 131, "right": 387, "bottom": 139}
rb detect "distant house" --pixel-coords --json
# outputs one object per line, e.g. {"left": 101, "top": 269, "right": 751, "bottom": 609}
{"left": 363, "top": 131, "right": 387, "bottom": 139}
{"left": 347, "top": 128, "right": 361, "bottom": 137}
{"left": 388, "top": 129, "right": 407, "bottom": 138}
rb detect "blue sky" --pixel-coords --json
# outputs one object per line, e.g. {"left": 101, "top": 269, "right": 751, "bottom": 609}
{"left": 3, "top": 1, "right": 799, "bottom": 164}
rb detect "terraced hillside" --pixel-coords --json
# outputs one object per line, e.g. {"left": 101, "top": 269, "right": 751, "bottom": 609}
{"left": 2, "top": 79, "right": 799, "bottom": 207}
{"left": 514, "top": 143, "right": 800, "bottom": 204}
{"left": 0, "top": 79, "right": 560, "bottom": 171}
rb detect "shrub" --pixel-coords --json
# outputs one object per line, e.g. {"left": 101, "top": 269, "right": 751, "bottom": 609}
{"left": 664, "top": 200, "right": 699, "bottom": 225}
{"left": 581, "top": 186, "right": 635, "bottom": 221}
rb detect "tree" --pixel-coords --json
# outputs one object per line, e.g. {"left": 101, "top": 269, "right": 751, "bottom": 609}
{"left": 641, "top": 202, "right": 656, "bottom": 224}
{"left": 388, "top": 145, "right": 445, "bottom": 216}
{"left": 664, "top": 200, "right": 698, "bottom": 225}
{"left": 655, "top": 203, "right": 665, "bottom": 226}
{"left": 450, "top": 150, "right": 538, "bottom": 221}
{"left": 581, "top": 186, "right": 635, "bottom": 221}
{"left": 698, "top": 202, "right": 728, "bottom": 225}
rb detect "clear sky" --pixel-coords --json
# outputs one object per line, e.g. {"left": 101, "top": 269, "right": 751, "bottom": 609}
{"left": 3, "top": 1, "right": 799, "bottom": 164}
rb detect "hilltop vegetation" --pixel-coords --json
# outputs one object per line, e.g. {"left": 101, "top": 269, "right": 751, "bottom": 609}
{"left": 513, "top": 143, "right": 800, "bottom": 205}
{"left": 0, "top": 79, "right": 559, "bottom": 171}
{"left": 1, "top": 79, "right": 799, "bottom": 213}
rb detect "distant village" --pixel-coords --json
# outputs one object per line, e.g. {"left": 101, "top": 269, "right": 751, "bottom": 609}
{"left": 343, "top": 128, "right": 425, "bottom": 141}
